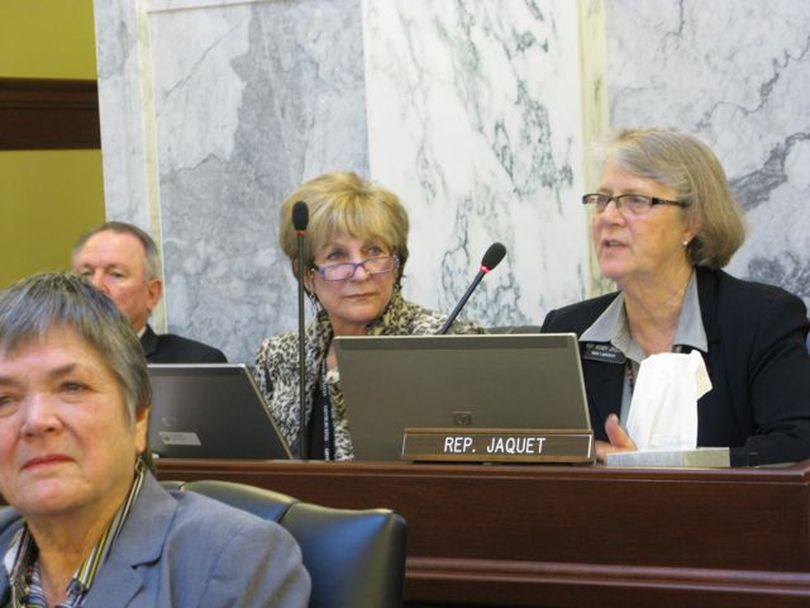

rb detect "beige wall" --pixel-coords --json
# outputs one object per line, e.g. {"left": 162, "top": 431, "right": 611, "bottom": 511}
{"left": 0, "top": 1, "right": 105, "bottom": 287}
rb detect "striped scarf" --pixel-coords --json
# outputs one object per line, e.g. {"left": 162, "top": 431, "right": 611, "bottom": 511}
{"left": 3, "top": 464, "right": 146, "bottom": 607}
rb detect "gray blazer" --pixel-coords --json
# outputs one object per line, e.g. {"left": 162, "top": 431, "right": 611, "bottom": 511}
{"left": 0, "top": 473, "right": 310, "bottom": 607}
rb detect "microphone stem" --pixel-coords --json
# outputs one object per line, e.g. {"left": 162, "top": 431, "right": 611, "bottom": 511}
{"left": 296, "top": 233, "right": 308, "bottom": 459}
{"left": 438, "top": 269, "right": 486, "bottom": 335}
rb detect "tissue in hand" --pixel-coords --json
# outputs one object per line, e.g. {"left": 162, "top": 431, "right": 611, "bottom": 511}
{"left": 625, "top": 350, "right": 712, "bottom": 450}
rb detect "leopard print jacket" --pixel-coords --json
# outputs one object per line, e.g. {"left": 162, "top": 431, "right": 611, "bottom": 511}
{"left": 254, "top": 290, "right": 484, "bottom": 460}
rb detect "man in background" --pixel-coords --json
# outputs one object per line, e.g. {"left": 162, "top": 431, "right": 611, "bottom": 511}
{"left": 72, "top": 221, "right": 227, "bottom": 363}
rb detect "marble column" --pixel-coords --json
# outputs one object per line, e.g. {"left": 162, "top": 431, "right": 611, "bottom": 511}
{"left": 95, "top": 0, "right": 369, "bottom": 361}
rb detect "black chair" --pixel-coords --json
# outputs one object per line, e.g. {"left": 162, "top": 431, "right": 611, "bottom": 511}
{"left": 168, "top": 480, "right": 407, "bottom": 608}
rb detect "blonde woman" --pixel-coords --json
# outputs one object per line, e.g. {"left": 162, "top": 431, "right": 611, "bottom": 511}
{"left": 256, "top": 172, "right": 483, "bottom": 460}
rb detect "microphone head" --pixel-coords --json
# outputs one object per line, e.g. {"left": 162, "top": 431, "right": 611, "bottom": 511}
{"left": 480, "top": 242, "right": 507, "bottom": 272}
{"left": 292, "top": 201, "right": 309, "bottom": 231}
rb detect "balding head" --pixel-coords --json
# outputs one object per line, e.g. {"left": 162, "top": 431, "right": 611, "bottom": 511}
{"left": 72, "top": 222, "right": 163, "bottom": 332}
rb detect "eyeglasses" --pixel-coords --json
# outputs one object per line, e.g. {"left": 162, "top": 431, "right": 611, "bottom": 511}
{"left": 582, "top": 193, "right": 689, "bottom": 216}
{"left": 311, "top": 255, "right": 400, "bottom": 282}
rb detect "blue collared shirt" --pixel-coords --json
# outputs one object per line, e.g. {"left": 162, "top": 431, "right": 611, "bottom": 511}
{"left": 579, "top": 271, "right": 708, "bottom": 423}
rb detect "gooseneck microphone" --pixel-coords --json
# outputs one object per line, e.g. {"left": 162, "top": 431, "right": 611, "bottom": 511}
{"left": 292, "top": 200, "right": 309, "bottom": 459}
{"left": 437, "top": 242, "right": 507, "bottom": 335}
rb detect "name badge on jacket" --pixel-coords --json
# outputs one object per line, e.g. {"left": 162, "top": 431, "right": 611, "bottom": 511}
{"left": 582, "top": 342, "right": 626, "bottom": 364}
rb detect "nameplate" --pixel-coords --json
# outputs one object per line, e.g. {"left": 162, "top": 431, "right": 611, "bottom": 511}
{"left": 401, "top": 428, "right": 594, "bottom": 464}
{"left": 582, "top": 342, "right": 625, "bottom": 364}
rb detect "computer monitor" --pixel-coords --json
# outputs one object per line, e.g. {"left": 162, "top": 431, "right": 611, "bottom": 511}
{"left": 148, "top": 363, "right": 292, "bottom": 460}
{"left": 333, "top": 333, "right": 590, "bottom": 460}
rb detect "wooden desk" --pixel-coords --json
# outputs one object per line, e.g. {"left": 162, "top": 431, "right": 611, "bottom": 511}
{"left": 156, "top": 459, "right": 810, "bottom": 607}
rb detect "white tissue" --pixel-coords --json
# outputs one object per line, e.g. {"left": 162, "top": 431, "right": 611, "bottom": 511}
{"left": 625, "top": 351, "right": 712, "bottom": 450}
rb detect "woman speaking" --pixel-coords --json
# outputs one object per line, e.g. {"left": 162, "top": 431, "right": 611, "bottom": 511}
{"left": 542, "top": 128, "right": 810, "bottom": 466}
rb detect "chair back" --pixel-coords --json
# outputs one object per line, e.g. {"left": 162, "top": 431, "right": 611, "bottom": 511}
{"left": 168, "top": 480, "right": 407, "bottom": 608}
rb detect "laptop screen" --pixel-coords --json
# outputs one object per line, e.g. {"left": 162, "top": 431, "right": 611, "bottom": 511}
{"left": 148, "top": 363, "right": 291, "bottom": 460}
{"left": 334, "top": 333, "right": 590, "bottom": 460}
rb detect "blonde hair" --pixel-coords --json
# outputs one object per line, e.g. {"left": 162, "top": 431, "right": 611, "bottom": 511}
{"left": 605, "top": 128, "right": 746, "bottom": 268}
{"left": 278, "top": 172, "right": 409, "bottom": 281}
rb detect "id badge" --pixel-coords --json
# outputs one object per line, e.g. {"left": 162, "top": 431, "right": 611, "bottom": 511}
{"left": 582, "top": 342, "right": 626, "bottom": 364}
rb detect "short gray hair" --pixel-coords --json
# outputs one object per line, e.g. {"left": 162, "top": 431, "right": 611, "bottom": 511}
{"left": 73, "top": 221, "right": 161, "bottom": 280}
{"left": 604, "top": 128, "right": 746, "bottom": 269}
{"left": 0, "top": 273, "right": 151, "bottom": 420}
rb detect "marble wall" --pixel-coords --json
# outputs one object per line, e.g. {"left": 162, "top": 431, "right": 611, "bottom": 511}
{"left": 363, "top": 1, "right": 589, "bottom": 325}
{"left": 96, "top": 0, "right": 370, "bottom": 362}
{"left": 94, "top": 0, "right": 589, "bottom": 362}
{"left": 603, "top": 0, "right": 810, "bottom": 304}
{"left": 93, "top": 0, "right": 810, "bottom": 363}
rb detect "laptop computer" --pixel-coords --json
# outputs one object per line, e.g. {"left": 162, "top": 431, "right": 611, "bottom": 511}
{"left": 333, "top": 333, "right": 590, "bottom": 460}
{"left": 147, "top": 363, "right": 292, "bottom": 460}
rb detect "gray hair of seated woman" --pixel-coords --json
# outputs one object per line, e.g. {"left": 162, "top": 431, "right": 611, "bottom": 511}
{"left": 0, "top": 272, "right": 150, "bottom": 421}
{"left": 602, "top": 128, "right": 746, "bottom": 269}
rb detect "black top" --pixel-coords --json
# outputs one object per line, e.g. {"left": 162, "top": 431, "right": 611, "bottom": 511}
{"left": 542, "top": 267, "right": 810, "bottom": 466}
{"left": 307, "top": 382, "right": 335, "bottom": 460}
{"left": 140, "top": 325, "right": 227, "bottom": 364}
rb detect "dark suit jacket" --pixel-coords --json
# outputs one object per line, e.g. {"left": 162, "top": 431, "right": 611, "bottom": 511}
{"left": 0, "top": 473, "right": 310, "bottom": 606}
{"left": 542, "top": 267, "right": 810, "bottom": 466}
{"left": 141, "top": 325, "right": 227, "bottom": 363}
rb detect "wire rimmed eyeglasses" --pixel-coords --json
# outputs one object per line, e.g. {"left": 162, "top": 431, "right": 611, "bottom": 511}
{"left": 311, "top": 255, "right": 400, "bottom": 282}
{"left": 582, "top": 193, "right": 689, "bottom": 216}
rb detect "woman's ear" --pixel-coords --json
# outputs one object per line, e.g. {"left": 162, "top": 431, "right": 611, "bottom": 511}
{"left": 683, "top": 221, "right": 701, "bottom": 247}
{"left": 293, "top": 259, "right": 314, "bottom": 294}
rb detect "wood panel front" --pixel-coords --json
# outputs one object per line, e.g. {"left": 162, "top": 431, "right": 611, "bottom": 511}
{"left": 0, "top": 78, "right": 100, "bottom": 150}
{"left": 155, "top": 459, "right": 810, "bottom": 607}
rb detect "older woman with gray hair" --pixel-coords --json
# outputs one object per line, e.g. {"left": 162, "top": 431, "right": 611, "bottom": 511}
{"left": 255, "top": 172, "right": 483, "bottom": 461}
{"left": 0, "top": 273, "right": 309, "bottom": 606}
{"left": 542, "top": 128, "right": 810, "bottom": 466}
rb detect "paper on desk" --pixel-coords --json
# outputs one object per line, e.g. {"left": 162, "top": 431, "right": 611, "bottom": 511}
{"left": 625, "top": 351, "right": 712, "bottom": 450}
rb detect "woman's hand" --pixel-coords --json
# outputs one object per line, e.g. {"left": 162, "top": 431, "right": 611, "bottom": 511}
{"left": 595, "top": 414, "right": 638, "bottom": 463}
